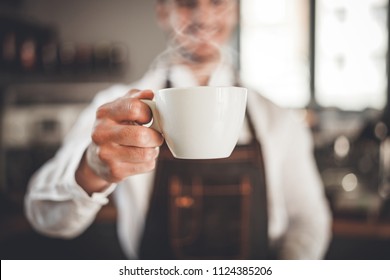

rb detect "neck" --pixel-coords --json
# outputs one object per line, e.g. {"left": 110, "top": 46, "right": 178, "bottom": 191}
{"left": 186, "top": 60, "right": 219, "bottom": 86}
{"left": 171, "top": 51, "right": 222, "bottom": 86}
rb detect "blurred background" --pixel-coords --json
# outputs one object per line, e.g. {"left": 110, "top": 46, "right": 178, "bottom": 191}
{"left": 1, "top": 0, "right": 389, "bottom": 259}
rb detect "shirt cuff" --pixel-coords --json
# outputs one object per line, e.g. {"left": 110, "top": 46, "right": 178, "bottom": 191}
{"left": 68, "top": 177, "right": 117, "bottom": 205}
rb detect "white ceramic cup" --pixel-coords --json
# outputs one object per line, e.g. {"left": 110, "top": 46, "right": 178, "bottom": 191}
{"left": 143, "top": 86, "right": 247, "bottom": 159}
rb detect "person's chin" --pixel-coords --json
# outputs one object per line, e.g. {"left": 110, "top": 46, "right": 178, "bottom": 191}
{"left": 189, "top": 49, "right": 220, "bottom": 62}
{"left": 194, "top": 40, "right": 222, "bottom": 54}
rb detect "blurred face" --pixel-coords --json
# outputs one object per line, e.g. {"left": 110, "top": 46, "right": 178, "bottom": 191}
{"left": 158, "top": 0, "right": 238, "bottom": 62}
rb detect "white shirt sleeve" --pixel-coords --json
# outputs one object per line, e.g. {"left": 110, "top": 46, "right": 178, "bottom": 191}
{"left": 24, "top": 87, "right": 124, "bottom": 239}
{"left": 247, "top": 91, "right": 332, "bottom": 259}
{"left": 277, "top": 112, "right": 332, "bottom": 259}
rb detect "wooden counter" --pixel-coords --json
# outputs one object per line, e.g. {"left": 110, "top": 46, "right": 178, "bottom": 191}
{"left": 333, "top": 218, "right": 390, "bottom": 239}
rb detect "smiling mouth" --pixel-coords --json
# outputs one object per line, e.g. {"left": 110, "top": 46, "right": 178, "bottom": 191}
{"left": 184, "top": 24, "right": 221, "bottom": 40}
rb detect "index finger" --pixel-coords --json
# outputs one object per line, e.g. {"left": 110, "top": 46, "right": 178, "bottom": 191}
{"left": 126, "top": 89, "right": 154, "bottom": 100}
{"left": 97, "top": 90, "right": 155, "bottom": 124}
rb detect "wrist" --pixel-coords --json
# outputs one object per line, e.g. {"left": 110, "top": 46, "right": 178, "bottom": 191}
{"left": 75, "top": 150, "right": 111, "bottom": 196}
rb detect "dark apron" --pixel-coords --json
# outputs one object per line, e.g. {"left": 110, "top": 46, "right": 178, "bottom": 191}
{"left": 138, "top": 80, "right": 268, "bottom": 260}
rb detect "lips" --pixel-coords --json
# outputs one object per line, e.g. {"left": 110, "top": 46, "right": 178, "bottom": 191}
{"left": 185, "top": 24, "right": 221, "bottom": 41}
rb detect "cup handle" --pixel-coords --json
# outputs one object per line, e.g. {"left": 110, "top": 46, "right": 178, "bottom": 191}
{"left": 141, "top": 99, "right": 162, "bottom": 133}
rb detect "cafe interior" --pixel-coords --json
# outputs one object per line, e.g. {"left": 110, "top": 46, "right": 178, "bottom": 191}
{"left": 1, "top": 0, "right": 389, "bottom": 259}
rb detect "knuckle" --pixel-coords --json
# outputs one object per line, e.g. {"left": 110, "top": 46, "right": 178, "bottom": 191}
{"left": 127, "top": 89, "right": 141, "bottom": 97}
{"left": 97, "top": 146, "right": 111, "bottom": 162}
{"left": 146, "top": 160, "right": 157, "bottom": 171}
{"left": 91, "top": 121, "right": 107, "bottom": 144}
{"left": 91, "top": 128, "right": 106, "bottom": 145}
{"left": 128, "top": 99, "right": 143, "bottom": 119}
{"left": 157, "top": 135, "right": 165, "bottom": 146}
{"left": 109, "top": 163, "right": 123, "bottom": 182}
{"left": 96, "top": 104, "right": 109, "bottom": 119}
{"left": 91, "top": 129, "right": 102, "bottom": 145}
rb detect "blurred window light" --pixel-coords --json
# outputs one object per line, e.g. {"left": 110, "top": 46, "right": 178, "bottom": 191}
{"left": 315, "top": 0, "right": 388, "bottom": 110}
{"left": 240, "top": 0, "right": 388, "bottom": 110}
{"left": 240, "top": 0, "right": 310, "bottom": 108}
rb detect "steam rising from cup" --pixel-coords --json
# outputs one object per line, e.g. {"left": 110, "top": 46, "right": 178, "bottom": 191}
{"left": 151, "top": 0, "right": 238, "bottom": 81}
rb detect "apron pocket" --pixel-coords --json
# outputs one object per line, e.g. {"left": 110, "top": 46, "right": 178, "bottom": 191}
{"left": 169, "top": 175, "right": 252, "bottom": 259}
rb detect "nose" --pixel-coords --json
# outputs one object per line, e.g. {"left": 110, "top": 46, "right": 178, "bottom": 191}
{"left": 190, "top": 2, "right": 215, "bottom": 28}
